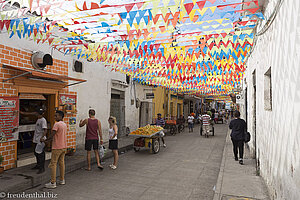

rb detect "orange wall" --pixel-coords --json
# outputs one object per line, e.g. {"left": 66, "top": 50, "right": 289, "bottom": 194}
{"left": 0, "top": 44, "right": 76, "bottom": 170}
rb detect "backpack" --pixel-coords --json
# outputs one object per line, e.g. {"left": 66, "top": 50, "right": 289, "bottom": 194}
{"left": 245, "top": 132, "right": 251, "bottom": 143}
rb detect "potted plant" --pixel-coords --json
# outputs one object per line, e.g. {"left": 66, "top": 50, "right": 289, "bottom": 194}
{"left": 0, "top": 155, "right": 4, "bottom": 173}
{"left": 66, "top": 148, "right": 75, "bottom": 156}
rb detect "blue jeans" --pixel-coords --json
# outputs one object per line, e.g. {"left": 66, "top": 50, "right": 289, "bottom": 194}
{"left": 188, "top": 123, "right": 194, "bottom": 129}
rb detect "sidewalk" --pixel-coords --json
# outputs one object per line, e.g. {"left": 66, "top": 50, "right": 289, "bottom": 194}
{"left": 213, "top": 131, "right": 270, "bottom": 200}
{"left": 0, "top": 137, "right": 134, "bottom": 193}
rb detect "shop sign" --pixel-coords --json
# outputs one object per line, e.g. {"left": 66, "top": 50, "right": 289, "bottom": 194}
{"left": 146, "top": 93, "right": 154, "bottom": 99}
{"left": 59, "top": 94, "right": 76, "bottom": 112}
{"left": 225, "top": 103, "right": 231, "bottom": 110}
{"left": 0, "top": 97, "right": 19, "bottom": 143}
{"left": 69, "top": 117, "right": 76, "bottom": 131}
{"left": 236, "top": 94, "right": 244, "bottom": 104}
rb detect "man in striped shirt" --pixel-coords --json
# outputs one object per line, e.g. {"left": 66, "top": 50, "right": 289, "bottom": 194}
{"left": 155, "top": 113, "right": 165, "bottom": 127}
{"left": 200, "top": 111, "right": 211, "bottom": 138}
{"left": 155, "top": 113, "right": 166, "bottom": 147}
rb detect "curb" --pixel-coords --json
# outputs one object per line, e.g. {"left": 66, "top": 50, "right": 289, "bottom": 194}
{"left": 2, "top": 143, "right": 133, "bottom": 193}
{"left": 213, "top": 130, "right": 229, "bottom": 200}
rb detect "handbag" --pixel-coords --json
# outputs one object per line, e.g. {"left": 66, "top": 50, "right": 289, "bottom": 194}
{"left": 244, "top": 132, "right": 251, "bottom": 143}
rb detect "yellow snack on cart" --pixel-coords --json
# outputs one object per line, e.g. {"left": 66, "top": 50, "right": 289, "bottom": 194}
{"left": 129, "top": 125, "right": 163, "bottom": 136}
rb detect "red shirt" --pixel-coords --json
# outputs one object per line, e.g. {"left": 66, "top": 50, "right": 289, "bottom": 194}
{"left": 86, "top": 118, "right": 99, "bottom": 140}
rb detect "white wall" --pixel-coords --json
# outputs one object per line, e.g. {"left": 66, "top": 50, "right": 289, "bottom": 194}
{"left": 241, "top": 0, "right": 300, "bottom": 199}
{"left": 0, "top": 33, "right": 152, "bottom": 148}
{"left": 71, "top": 63, "right": 153, "bottom": 146}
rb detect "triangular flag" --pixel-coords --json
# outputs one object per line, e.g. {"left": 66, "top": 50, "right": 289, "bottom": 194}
{"left": 184, "top": 3, "right": 194, "bottom": 15}
{"left": 196, "top": 1, "right": 206, "bottom": 10}
{"left": 125, "top": 3, "right": 135, "bottom": 13}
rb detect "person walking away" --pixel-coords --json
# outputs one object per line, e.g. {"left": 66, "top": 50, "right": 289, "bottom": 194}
{"left": 225, "top": 110, "right": 229, "bottom": 124}
{"left": 155, "top": 113, "right": 166, "bottom": 147}
{"left": 79, "top": 109, "right": 104, "bottom": 171}
{"left": 200, "top": 112, "right": 211, "bottom": 138}
{"left": 187, "top": 114, "right": 194, "bottom": 132}
{"left": 20, "top": 108, "right": 47, "bottom": 174}
{"left": 214, "top": 111, "right": 219, "bottom": 124}
{"left": 44, "top": 111, "right": 67, "bottom": 189}
{"left": 229, "top": 111, "right": 247, "bottom": 165}
{"left": 108, "top": 116, "right": 118, "bottom": 170}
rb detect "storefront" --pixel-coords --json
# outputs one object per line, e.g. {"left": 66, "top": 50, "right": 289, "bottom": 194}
{"left": 0, "top": 45, "right": 85, "bottom": 170}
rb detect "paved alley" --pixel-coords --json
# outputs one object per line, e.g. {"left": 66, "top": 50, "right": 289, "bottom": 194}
{"left": 26, "top": 124, "right": 227, "bottom": 200}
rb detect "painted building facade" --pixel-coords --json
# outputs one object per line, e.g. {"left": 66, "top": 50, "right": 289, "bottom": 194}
{"left": 153, "top": 87, "right": 184, "bottom": 120}
{"left": 0, "top": 31, "right": 151, "bottom": 170}
{"left": 240, "top": 0, "right": 300, "bottom": 199}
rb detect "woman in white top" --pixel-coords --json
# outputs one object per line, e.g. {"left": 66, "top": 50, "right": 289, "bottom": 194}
{"left": 108, "top": 116, "right": 118, "bottom": 169}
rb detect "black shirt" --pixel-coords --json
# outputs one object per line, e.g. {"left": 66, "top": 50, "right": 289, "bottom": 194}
{"left": 229, "top": 118, "right": 246, "bottom": 141}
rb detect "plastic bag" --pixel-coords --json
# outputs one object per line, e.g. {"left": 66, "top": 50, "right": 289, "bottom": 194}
{"left": 35, "top": 136, "right": 46, "bottom": 154}
{"left": 99, "top": 145, "right": 106, "bottom": 159}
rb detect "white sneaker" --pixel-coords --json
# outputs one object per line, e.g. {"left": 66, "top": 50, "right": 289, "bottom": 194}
{"left": 163, "top": 144, "right": 167, "bottom": 148}
{"left": 110, "top": 165, "right": 117, "bottom": 170}
{"left": 58, "top": 180, "right": 65, "bottom": 185}
{"left": 45, "top": 182, "right": 57, "bottom": 189}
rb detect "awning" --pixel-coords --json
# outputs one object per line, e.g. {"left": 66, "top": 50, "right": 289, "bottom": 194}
{"left": 2, "top": 64, "right": 86, "bottom": 87}
{"left": 19, "top": 93, "right": 46, "bottom": 100}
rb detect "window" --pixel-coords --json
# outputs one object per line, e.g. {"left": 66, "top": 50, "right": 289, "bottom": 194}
{"left": 73, "top": 60, "right": 83, "bottom": 73}
{"left": 264, "top": 67, "right": 272, "bottom": 110}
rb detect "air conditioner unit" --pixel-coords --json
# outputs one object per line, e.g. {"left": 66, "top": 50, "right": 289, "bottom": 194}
{"left": 31, "top": 51, "right": 53, "bottom": 70}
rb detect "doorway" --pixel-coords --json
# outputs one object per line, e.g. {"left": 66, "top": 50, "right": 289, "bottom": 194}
{"left": 18, "top": 94, "right": 55, "bottom": 156}
{"left": 139, "top": 102, "right": 153, "bottom": 127}
{"left": 110, "top": 89, "right": 125, "bottom": 137}
{"left": 252, "top": 70, "right": 258, "bottom": 169}
{"left": 177, "top": 103, "right": 182, "bottom": 118}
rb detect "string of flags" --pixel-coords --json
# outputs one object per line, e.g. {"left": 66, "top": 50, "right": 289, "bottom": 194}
{"left": 0, "top": 0, "right": 264, "bottom": 96}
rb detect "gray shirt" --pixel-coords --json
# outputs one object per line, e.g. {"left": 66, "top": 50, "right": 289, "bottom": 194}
{"left": 33, "top": 117, "right": 47, "bottom": 143}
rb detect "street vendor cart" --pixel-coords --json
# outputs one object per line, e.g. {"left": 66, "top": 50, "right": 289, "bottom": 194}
{"left": 129, "top": 125, "right": 165, "bottom": 154}
{"left": 165, "top": 119, "right": 177, "bottom": 135}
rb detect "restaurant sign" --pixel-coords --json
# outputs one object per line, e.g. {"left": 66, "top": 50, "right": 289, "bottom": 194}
{"left": 0, "top": 97, "right": 19, "bottom": 142}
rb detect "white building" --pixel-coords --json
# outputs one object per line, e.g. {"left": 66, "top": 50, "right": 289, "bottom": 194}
{"left": 70, "top": 62, "right": 154, "bottom": 147}
{"left": 240, "top": 0, "right": 300, "bottom": 199}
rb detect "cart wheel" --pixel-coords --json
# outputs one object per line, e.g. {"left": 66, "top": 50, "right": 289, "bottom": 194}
{"left": 212, "top": 127, "right": 215, "bottom": 136}
{"left": 170, "top": 125, "right": 176, "bottom": 136}
{"left": 200, "top": 127, "right": 203, "bottom": 135}
{"left": 133, "top": 147, "right": 140, "bottom": 152}
{"left": 152, "top": 138, "right": 160, "bottom": 154}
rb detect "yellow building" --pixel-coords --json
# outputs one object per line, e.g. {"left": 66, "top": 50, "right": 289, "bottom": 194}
{"left": 152, "top": 87, "right": 184, "bottom": 121}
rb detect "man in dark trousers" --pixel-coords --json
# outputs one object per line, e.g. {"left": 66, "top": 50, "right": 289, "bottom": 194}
{"left": 79, "top": 109, "right": 104, "bottom": 171}
{"left": 229, "top": 111, "right": 247, "bottom": 165}
{"left": 20, "top": 108, "right": 47, "bottom": 174}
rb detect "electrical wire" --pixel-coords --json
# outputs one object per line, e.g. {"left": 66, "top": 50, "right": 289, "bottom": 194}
{"left": 244, "top": 0, "right": 284, "bottom": 64}
{"left": 256, "top": 0, "right": 284, "bottom": 36}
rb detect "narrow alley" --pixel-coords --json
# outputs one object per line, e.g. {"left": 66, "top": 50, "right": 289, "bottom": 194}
{"left": 0, "top": 0, "right": 299, "bottom": 199}
{"left": 26, "top": 124, "right": 227, "bottom": 200}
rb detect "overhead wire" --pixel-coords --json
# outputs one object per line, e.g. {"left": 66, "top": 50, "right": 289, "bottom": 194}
{"left": 244, "top": 0, "right": 284, "bottom": 65}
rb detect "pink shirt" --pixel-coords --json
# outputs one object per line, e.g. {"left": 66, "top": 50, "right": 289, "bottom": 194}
{"left": 52, "top": 121, "right": 67, "bottom": 149}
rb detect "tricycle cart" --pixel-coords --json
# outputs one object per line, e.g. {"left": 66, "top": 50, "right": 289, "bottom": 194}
{"left": 200, "top": 123, "right": 215, "bottom": 136}
{"left": 129, "top": 131, "right": 164, "bottom": 154}
{"left": 165, "top": 120, "right": 177, "bottom": 135}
